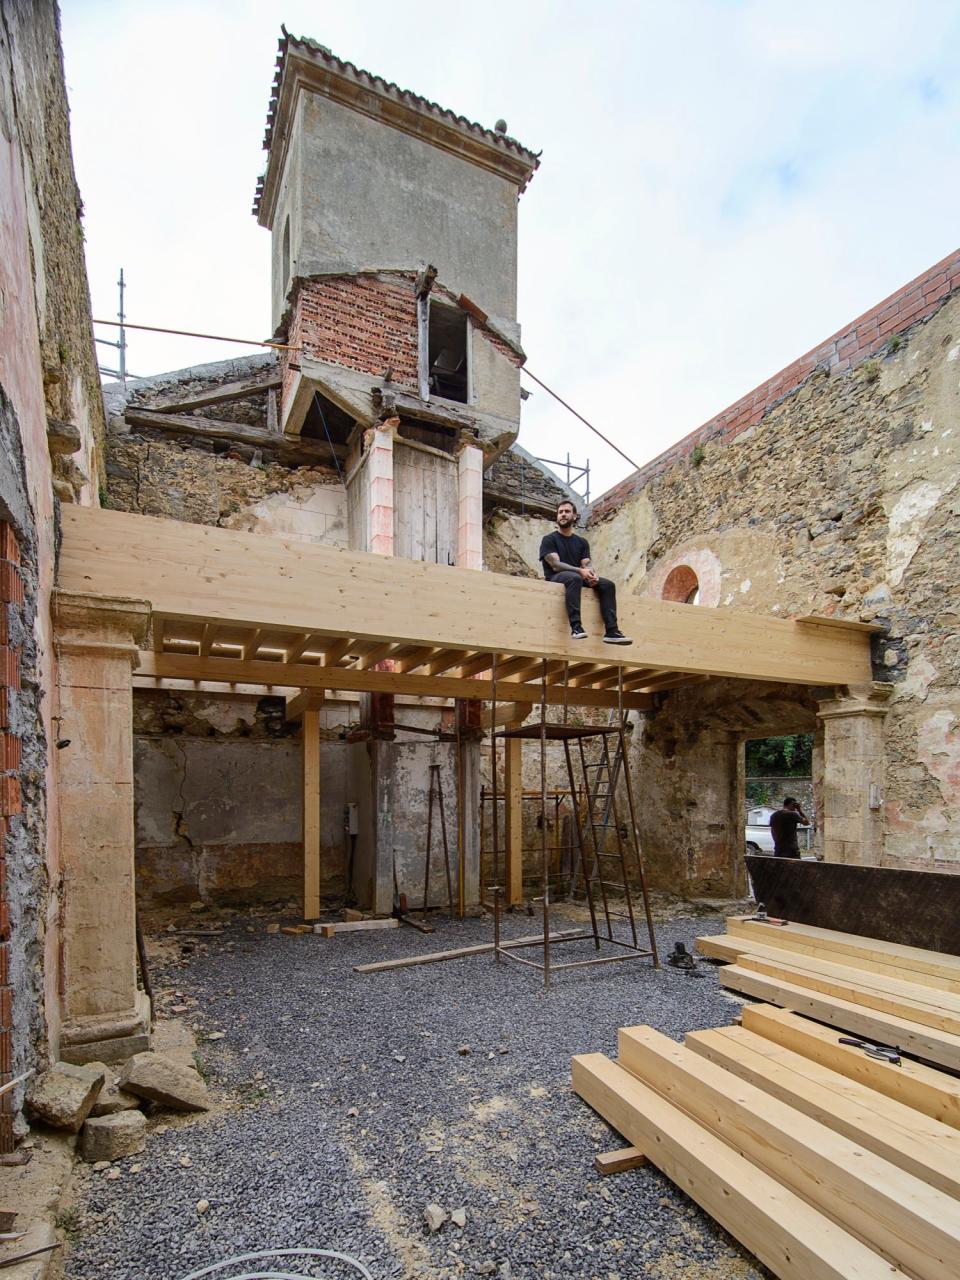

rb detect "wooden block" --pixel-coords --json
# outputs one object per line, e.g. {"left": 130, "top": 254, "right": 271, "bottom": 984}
{"left": 686, "top": 1025, "right": 960, "bottom": 1199}
{"left": 572, "top": 1052, "right": 909, "bottom": 1280}
{"left": 741, "top": 1004, "right": 960, "bottom": 1130}
{"left": 280, "top": 925, "right": 312, "bottom": 936}
{"left": 726, "top": 916, "right": 960, "bottom": 987}
{"left": 617, "top": 1024, "right": 960, "bottom": 1280}
{"left": 343, "top": 909, "right": 365, "bottom": 922}
{"left": 594, "top": 1146, "right": 648, "bottom": 1176}
{"left": 719, "top": 963, "right": 960, "bottom": 1071}
{"left": 736, "top": 953, "right": 960, "bottom": 1033}
{"left": 318, "top": 918, "right": 400, "bottom": 937}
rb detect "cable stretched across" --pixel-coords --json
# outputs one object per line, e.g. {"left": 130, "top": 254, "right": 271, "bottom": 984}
{"left": 180, "top": 1247, "right": 375, "bottom": 1280}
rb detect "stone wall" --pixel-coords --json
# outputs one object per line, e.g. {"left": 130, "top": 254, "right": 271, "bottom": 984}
{"left": 103, "top": 355, "right": 347, "bottom": 543}
{"left": 485, "top": 264, "right": 960, "bottom": 889}
{"left": 585, "top": 272, "right": 960, "bottom": 885}
{"left": 0, "top": 0, "right": 108, "bottom": 1124}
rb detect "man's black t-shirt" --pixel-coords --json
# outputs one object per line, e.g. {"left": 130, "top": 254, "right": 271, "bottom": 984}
{"left": 770, "top": 808, "right": 803, "bottom": 855}
{"left": 539, "top": 531, "right": 591, "bottom": 580}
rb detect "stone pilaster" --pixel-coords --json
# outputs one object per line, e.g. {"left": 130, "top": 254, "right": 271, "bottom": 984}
{"left": 817, "top": 684, "right": 892, "bottom": 866}
{"left": 53, "top": 590, "right": 151, "bottom": 1063}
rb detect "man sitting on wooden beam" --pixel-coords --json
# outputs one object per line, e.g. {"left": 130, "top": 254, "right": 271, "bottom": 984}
{"left": 539, "top": 500, "right": 632, "bottom": 644}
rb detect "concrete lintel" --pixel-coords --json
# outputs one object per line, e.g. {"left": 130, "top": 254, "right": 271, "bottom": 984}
{"left": 53, "top": 590, "right": 150, "bottom": 655}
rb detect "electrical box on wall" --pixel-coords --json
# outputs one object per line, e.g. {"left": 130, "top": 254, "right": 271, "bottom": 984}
{"left": 344, "top": 802, "right": 359, "bottom": 835}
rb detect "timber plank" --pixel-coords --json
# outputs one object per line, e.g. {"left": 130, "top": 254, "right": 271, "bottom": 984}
{"left": 572, "top": 1052, "right": 909, "bottom": 1280}
{"left": 719, "top": 964, "right": 960, "bottom": 1070}
{"left": 726, "top": 916, "right": 960, "bottom": 984}
{"left": 150, "top": 371, "right": 282, "bottom": 413}
{"left": 125, "top": 408, "right": 346, "bottom": 464}
{"left": 617, "top": 1024, "right": 960, "bottom": 1280}
{"left": 686, "top": 1025, "right": 960, "bottom": 1199}
{"left": 57, "top": 506, "right": 873, "bottom": 687}
{"left": 352, "top": 929, "right": 584, "bottom": 974}
{"left": 736, "top": 953, "right": 960, "bottom": 1034}
{"left": 696, "top": 931, "right": 960, "bottom": 996}
{"left": 741, "top": 1004, "right": 960, "bottom": 1130}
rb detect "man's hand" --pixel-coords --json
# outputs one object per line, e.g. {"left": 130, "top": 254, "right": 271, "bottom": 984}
{"left": 581, "top": 567, "right": 599, "bottom": 585}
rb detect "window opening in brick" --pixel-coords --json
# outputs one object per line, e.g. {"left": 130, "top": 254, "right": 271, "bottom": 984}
{"left": 428, "top": 301, "right": 468, "bottom": 403}
{"left": 662, "top": 564, "right": 699, "bottom": 604}
{"left": 281, "top": 215, "right": 291, "bottom": 293}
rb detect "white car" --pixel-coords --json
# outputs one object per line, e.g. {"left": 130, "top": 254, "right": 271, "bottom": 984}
{"left": 745, "top": 805, "right": 813, "bottom": 856}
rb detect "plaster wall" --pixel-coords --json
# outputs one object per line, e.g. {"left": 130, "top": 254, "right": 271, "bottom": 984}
{"left": 133, "top": 695, "right": 350, "bottom": 907}
{"left": 282, "top": 91, "right": 519, "bottom": 331}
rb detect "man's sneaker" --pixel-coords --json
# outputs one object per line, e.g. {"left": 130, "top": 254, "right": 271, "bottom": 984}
{"left": 570, "top": 624, "right": 588, "bottom": 640}
{"left": 603, "top": 629, "right": 633, "bottom": 645}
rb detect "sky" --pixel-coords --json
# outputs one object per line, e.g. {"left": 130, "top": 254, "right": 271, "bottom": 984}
{"left": 60, "top": 0, "right": 960, "bottom": 500}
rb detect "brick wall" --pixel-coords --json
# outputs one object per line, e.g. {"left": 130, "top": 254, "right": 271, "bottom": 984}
{"left": 0, "top": 522, "right": 21, "bottom": 1153}
{"left": 291, "top": 274, "right": 420, "bottom": 391}
{"left": 592, "top": 249, "right": 960, "bottom": 519}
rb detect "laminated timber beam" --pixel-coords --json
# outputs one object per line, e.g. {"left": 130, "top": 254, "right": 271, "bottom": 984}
{"left": 57, "top": 507, "right": 874, "bottom": 687}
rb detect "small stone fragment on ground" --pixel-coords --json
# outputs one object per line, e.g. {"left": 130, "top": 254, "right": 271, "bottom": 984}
{"left": 196, "top": 1199, "right": 210, "bottom": 1213}
{"left": 27, "top": 1061, "right": 103, "bottom": 1133}
{"left": 119, "top": 1052, "right": 210, "bottom": 1112}
{"left": 81, "top": 1111, "right": 147, "bottom": 1162}
{"left": 451, "top": 1207, "right": 467, "bottom": 1228}
{"left": 265, "top": 923, "right": 279, "bottom": 934}
{"left": 424, "top": 1203, "right": 447, "bottom": 1233}
{"left": 457, "top": 1044, "right": 471, "bottom": 1056}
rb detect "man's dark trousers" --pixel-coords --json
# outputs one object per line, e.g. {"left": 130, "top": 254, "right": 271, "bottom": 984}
{"left": 551, "top": 572, "right": 618, "bottom": 630}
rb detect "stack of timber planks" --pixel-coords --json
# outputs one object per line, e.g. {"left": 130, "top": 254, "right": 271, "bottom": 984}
{"left": 572, "top": 915, "right": 960, "bottom": 1278}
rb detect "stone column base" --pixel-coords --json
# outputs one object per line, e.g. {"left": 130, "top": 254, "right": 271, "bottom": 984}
{"left": 58, "top": 990, "right": 151, "bottom": 1065}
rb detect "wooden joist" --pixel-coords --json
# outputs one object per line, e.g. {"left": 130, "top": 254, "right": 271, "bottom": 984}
{"left": 149, "top": 371, "right": 282, "bottom": 413}
{"left": 741, "top": 1004, "right": 960, "bottom": 1130}
{"left": 136, "top": 650, "right": 650, "bottom": 711}
{"left": 719, "top": 964, "right": 960, "bottom": 1071}
{"left": 58, "top": 506, "right": 874, "bottom": 688}
{"left": 686, "top": 1024, "right": 960, "bottom": 1200}
{"left": 124, "top": 408, "right": 346, "bottom": 465}
{"left": 726, "top": 915, "right": 960, "bottom": 988}
{"left": 735, "top": 952, "right": 960, "bottom": 1035}
{"left": 572, "top": 1052, "right": 909, "bottom": 1280}
{"left": 616, "top": 1024, "right": 960, "bottom": 1280}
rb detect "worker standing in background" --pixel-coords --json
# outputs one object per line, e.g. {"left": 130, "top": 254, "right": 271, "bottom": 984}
{"left": 770, "top": 797, "right": 810, "bottom": 858}
{"left": 539, "top": 500, "right": 632, "bottom": 644}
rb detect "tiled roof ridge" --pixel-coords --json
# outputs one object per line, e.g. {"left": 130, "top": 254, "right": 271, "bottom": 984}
{"left": 254, "top": 29, "right": 541, "bottom": 216}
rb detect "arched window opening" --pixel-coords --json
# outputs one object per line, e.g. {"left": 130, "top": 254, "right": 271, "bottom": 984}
{"left": 662, "top": 564, "right": 700, "bottom": 604}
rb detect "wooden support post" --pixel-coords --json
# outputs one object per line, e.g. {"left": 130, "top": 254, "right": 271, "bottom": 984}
{"left": 303, "top": 699, "right": 323, "bottom": 920}
{"left": 505, "top": 737, "right": 524, "bottom": 906}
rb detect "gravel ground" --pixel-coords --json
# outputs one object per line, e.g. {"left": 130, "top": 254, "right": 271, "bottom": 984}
{"left": 64, "top": 904, "right": 769, "bottom": 1280}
